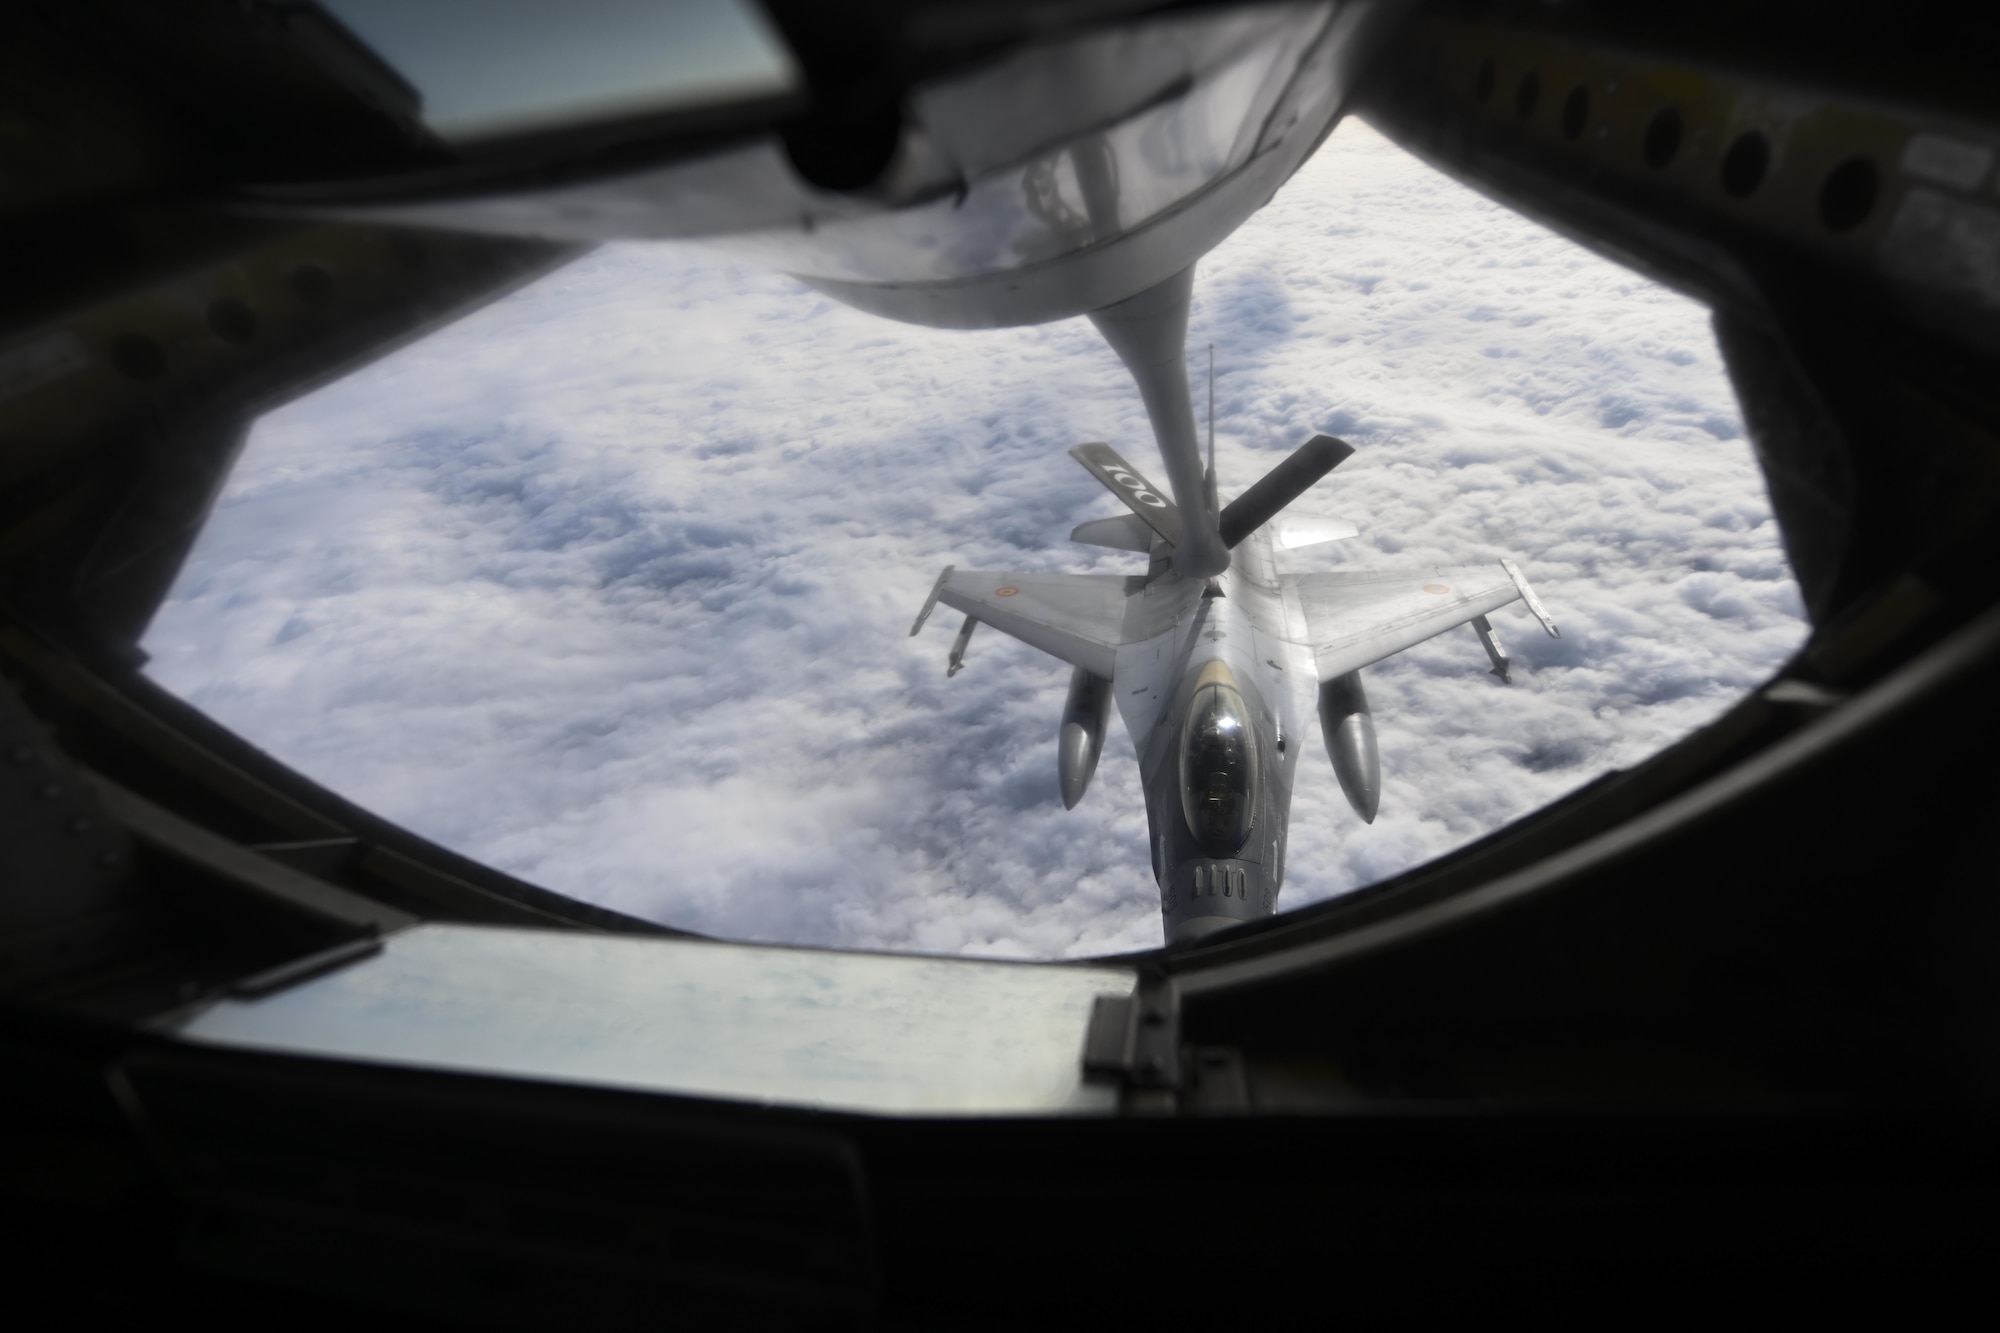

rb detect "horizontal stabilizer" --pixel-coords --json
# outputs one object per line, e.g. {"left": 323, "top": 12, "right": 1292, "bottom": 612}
{"left": 1218, "top": 434, "right": 1354, "bottom": 548}
{"left": 1274, "top": 515, "right": 1360, "bottom": 549}
{"left": 1070, "top": 513, "right": 1155, "bottom": 552}
{"left": 1069, "top": 442, "right": 1183, "bottom": 547}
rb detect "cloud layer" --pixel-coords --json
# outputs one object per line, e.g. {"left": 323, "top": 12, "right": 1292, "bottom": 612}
{"left": 144, "top": 119, "right": 1806, "bottom": 958}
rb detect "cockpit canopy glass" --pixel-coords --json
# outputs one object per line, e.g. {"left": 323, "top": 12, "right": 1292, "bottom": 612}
{"left": 1179, "top": 682, "right": 1259, "bottom": 855}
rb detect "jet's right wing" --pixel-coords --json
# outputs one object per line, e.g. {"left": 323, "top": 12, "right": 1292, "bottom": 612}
{"left": 913, "top": 568, "right": 1143, "bottom": 678}
{"left": 1287, "top": 564, "right": 1556, "bottom": 681}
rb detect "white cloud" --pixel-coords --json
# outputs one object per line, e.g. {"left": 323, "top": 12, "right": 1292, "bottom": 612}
{"left": 143, "top": 119, "right": 1806, "bottom": 957}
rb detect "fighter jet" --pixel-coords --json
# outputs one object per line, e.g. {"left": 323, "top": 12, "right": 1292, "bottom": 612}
{"left": 909, "top": 265, "right": 1560, "bottom": 943}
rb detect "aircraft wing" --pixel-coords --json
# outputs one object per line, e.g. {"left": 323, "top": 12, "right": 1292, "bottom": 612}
{"left": 1287, "top": 565, "right": 1541, "bottom": 681}
{"left": 920, "top": 569, "right": 1144, "bottom": 678}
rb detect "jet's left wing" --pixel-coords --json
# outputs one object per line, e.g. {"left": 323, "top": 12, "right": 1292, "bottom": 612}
{"left": 1287, "top": 564, "right": 1557, "bottom": 682}
{"left": 914, "top": 568, "right": 1143, "bottom": 678}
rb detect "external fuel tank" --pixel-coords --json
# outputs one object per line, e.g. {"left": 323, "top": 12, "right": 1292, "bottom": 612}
{"left": 1318, "top": 671, "right": 1380, "bottom": 823}
{"left": 1058, "top": 667, "right": 1112, "bottom": 810}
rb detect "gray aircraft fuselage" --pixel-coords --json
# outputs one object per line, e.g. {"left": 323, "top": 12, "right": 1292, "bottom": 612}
{"left": 1113, "top": 523, "right": 1313, "bottom": 942}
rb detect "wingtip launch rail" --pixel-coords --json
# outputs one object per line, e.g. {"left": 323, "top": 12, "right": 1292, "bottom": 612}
{"left": 1500, "top": 557, "right": 1562, "bottom": 639}
{"left": 909, "top": 565, "right": 954, "bottom": 637}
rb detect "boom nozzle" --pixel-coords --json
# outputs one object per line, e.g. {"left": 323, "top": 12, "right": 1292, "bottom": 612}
{"left": 1088, "top": 268, "right": 1229, "bottom": 578}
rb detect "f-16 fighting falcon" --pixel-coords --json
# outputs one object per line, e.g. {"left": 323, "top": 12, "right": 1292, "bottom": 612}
{"left": 910, "top": 266, "right": 1560, "bottom": 943}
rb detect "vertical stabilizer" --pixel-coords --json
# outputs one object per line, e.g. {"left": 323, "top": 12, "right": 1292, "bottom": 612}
{"left": 1088, "top": 269, "right": 1229, "bottom": 577}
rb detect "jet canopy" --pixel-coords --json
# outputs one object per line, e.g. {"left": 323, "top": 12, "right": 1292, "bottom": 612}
{"left": 1180, "top": 674, "right": 1259, "bottom": 855}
